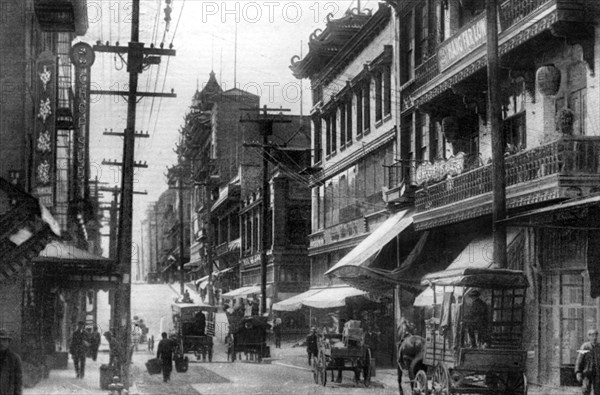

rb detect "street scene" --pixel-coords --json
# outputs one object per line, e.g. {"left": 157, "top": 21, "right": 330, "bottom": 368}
{"left": 2, "top": 0, "right": 600, "bottom": 395}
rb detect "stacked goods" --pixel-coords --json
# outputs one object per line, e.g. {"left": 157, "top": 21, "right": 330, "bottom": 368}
{"left": 343, "top": 320, "right": 364, "bottom": 345}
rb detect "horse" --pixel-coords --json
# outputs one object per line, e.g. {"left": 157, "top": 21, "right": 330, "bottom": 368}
{"left": 396, "top": 318, "right": 426, "bottom": 395}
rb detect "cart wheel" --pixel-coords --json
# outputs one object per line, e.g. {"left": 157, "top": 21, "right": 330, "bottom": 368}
{"left": 363, "top": 348, "right": 372, "bottom": 387}
{"left": 432, "top": 363, "right": 450, "bottom": 395}
{"left": 319, "top": 352, "right": 328, "bottom": 387}
{"left": 413, "top": 370, "right": 428, "bottom": 395}
{"left": 485, "top": 372, "right": 526, "bottom": 395}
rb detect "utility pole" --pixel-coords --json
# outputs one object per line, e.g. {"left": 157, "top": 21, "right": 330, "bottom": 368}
{"left": 92, "top": 0, "right": 175, "bottom": 385}
{"left": 487, "top": 0, "right": 507, "bottom": 268}
{"left": 177, "top": 175, "right": 186, "bottom": 295}
{"left": 241, "top": 105, "right": 291, "bottom": 314}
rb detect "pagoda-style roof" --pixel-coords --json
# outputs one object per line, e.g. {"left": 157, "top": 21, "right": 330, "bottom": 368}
{"left": 290, "top": 5, "right": 391, "bottom": 79}
{"left": 192, "top": 71, "right": 222, "bottom": 110}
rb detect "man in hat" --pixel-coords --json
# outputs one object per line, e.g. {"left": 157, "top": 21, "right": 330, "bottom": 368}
{"left": 69, "top": 321, "right": 89, "bottom": 378}
{"left": 306, "top": 327, "right": 319, "bottom": 366}
{"left": 0, "top": 329, "right": 23, "bottom": 395}
{"left": 576, "top": 328, "right": 600, "bottom": 395}
{"left": 463, "top": 289, "right": 489, "bottom": 348}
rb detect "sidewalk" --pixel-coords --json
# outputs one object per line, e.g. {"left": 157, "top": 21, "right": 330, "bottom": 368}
{"left": 24, "top": 351, "right": 112, "bottom": 395}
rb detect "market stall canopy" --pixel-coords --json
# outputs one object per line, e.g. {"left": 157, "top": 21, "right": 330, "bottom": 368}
{"left": 301, "top": 285, "right": 367, "bottom": 309}
{"left": 272, "top": 288, "right": 325, "bottom": 312}
{"left": 421, "top": 267, "right": 529, "bottom": 289}
{"left": 222, "top": 284, "right": 273, "bottom": 298}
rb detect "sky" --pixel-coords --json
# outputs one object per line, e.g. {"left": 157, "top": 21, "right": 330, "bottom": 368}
{"left": 79, "top": 1, "right": 382, "bottom": 261}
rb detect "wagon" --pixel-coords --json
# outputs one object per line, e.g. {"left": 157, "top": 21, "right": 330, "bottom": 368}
{"left": 411, "top": 268, "right": 529, "bottom": 394}
{"left": 229, "top": 315, "right": 271, "bottom": 362}
{"left": 312, "top": 330, "right": 372, "bottom": 387}
{"left": 171, "top": 302, "right": 218, "bottom": 363}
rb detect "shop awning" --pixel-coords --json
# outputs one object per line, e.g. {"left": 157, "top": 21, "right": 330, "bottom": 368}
{"left": 326, "top": 209, "right": 412, "bottom": 278}
{"left": 301, "top": 286, "right": 367, "bottom": 309}
{"left": 272, "top": 288, "right": 325, "bottom": 312}
{"left": 0, "top": 178, "right": 62, "bottom": 281}
{"left": 33, "top": 241, "right": 119, "bottom": 291}
{"left": 414, "top": 228, "right": 522, "bottom": 306}
{"left": 499, "top": 195, "right": 600, "bottom": 229}
{"left": 222, "top": 284, "right": 272, "bottom": 298}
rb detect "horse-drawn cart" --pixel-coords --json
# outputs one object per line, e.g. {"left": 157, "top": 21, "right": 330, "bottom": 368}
{"left": 407, "top": 268, "right": 528, "bottom": 394}
{"left": 171, "top": 302, "right": 218, "bottom": 363}
{"left": 313, "top": 323, "right": 372, "bottom": 387}
{"left": 228, "top": 315, "right": 271, "bottom": 362}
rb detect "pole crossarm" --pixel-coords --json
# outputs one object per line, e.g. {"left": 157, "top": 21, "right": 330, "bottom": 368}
{"left": 91, "top": 90, "right": 177, "bottom": 98}
{"left": 93, "top": 44, "right": 176, "bottom": 57}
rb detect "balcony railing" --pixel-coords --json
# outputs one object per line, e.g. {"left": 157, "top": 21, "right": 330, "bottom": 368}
{"left": 415, "top": 137, "right": 600, "bottom": 212}
{"left": 402, "top": 0, "right": 556, "bottom": 104}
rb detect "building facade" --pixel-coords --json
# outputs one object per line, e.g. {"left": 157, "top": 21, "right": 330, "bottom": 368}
{"left": 290, "top": 3, "right": 401, "bottom": 366}
{"left": 387, "top": 0, "right": 600, "bottom": 391}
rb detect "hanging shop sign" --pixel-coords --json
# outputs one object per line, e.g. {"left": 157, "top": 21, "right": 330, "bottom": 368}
{"left": 69, "top": 42, "right": 95, "bottom": 202}
{"left": 34, "top": 51, "right": 57, "bottom": 207}
{"left": 415, "top": 152, "right": 466, "bottom": 186}
{"left": 438, "top": 17, "right": 487, "bottom": 71}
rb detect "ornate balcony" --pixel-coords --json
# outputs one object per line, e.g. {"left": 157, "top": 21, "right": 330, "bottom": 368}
{"left": 413, "top": 137, "right": 600, "bottom": 230}
{"left": 401, "top": 0, "right": 598, "bottom": 112}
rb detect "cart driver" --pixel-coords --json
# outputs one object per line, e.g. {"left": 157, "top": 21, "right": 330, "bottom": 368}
{"left": 195, "top": 311, "right": 206, "bottom": 336}
{"left": 462, "top": 289, "right": 489, "bottom": 348}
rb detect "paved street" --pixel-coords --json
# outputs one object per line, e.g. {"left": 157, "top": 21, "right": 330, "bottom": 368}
{"left": 23, "top": 283, "right": 576, "bottom": 395}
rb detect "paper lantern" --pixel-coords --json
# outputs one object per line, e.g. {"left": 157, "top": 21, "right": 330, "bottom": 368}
{"left": 537, "top": 65, "right": 561, "bottom": 96}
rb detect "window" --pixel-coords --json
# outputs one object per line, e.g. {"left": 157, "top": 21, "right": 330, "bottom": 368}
{"left": 356, "top": 89, "right": 363, "bottom": 138}
{"left": 415, "top": 111, "right": 426, "bottom": 162}
{"left": 331, "top": 111, "right": 337, "bottom": 153}
{"left": 414, "top": 3, "right": 427, "bottom": 66}
{"left": 325, "top": 115, "right": 331, "bottom": 156}
{"left": 375, "top": 72, "right": 383, "bottom": 122}
{"left": 363, "top": 81, "right": 371, "bottom": 133}
{"left": 502, "top": 112, "right": 526, "bottom": 153}
{"left": 340, "top": 104, "right": 346, "bottom": 147}
{"left": 401, "top": 10, "right": 415, "bottom": 83}
{"left": 313, "top": 117, "right": 322, "bottom": 164}
{"left": 384, "top": 67, "right": 391, "bottom": 116}
{"left": 346, "top": 98, "right": 353, "bottom": 144}
{"left": 429, "top": 120, "right": 438, "bottom": 161}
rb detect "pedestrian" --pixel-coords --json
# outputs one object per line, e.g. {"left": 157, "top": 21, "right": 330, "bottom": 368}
{"left": 273, "top": 317, "right": 282, "bottom": 348}
{"left": 69, "top": 321, "right": 89, "bottom": 379}
{"left": 89, "top": 325, "right": 101, "bottom": 362}
{"left": 104, "top": 331, "right": 124, "bottom": 376}
{"left": 251, "top": 299, "right": 259, "bottom": 316}
{"left": 576, "top": 328, "right": 600, "bottom": 395}
{"left": 0, "top": 329, "right": 23, "bottom": 395}
{"left": 148, "top": 335, "right": 155, "bottom": 353}
{"left": 156, "top": 332, "right": 175, "bottom": 383}
{"left": 306, "top": 327, "right": 319, "bottom": 366}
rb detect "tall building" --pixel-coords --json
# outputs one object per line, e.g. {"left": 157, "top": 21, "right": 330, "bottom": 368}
{"left": 0, "top": 0, "right": 115, "bottom": 387}
{"left": 289, "top": 3, "right": 402, "bottom": 366}
{"left": 382, "top": 0, "right": 600, "bottom": 391}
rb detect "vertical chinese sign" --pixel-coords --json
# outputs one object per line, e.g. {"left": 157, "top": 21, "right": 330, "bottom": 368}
{"left": 69, "top": 42, "right": 95, "bottom": 204}
{"left": 34, "top": 51, "right": 57, "bottom": 207}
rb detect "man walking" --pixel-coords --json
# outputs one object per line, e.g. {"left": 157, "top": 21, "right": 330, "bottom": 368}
{"left": 69, "top": 321, "right": 89, "bottom": 379}
{"left": 156, "top": 332, "right": 175, "bottom": 383}
{"left": 576, "top": 328, "right": 600, "bottom": 394}
{"left": 0, "top": 329, "right": 23, "bottom": 395}
{"left": 89, "top": 325, "right": 101, "bottom": 362}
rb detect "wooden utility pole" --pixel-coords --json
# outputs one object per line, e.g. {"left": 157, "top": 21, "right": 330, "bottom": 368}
{"left": 241, "top": 106, "right": 290, "bottom": 314}
{"left": 487, "top": 0, "right": 507, "bottom": 268}
{"left": 92, "top": 1, "right": 175, "bottom": 385}
{"left": 177, "top": 176, "right": 186, "bottom": 295}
